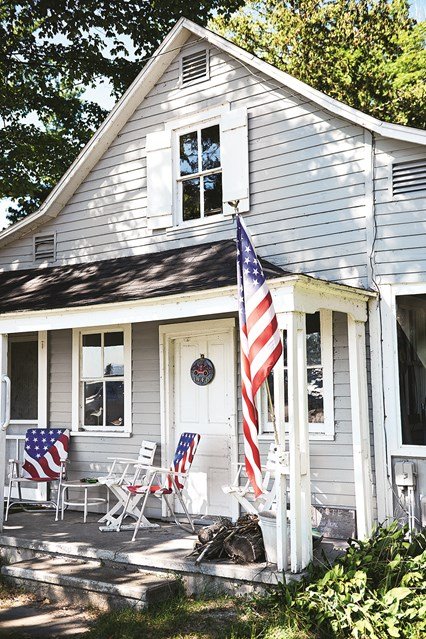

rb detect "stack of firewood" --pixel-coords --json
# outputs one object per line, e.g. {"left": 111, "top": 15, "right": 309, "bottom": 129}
{"left": 190, "top": 514, "right": 265, "bottom": 564}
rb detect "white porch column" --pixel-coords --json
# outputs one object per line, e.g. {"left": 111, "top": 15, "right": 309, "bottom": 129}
{"left": 347, "top": 316, "right": 374, "bottom": 539}
{"left": 38, "top": 331, "right": 48, "bottom": 428}
{"left": 272, "top": 332, "right": 288, "bottom": 572}
{"left": 0, "top": 334, "right": 8, "bottom": 533}
{"left": 286, "top": 311, "right": 312, "bottom": 572}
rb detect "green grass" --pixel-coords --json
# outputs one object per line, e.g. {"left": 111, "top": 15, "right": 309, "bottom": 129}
{"left": 83, "top": 593, "right": 314, "bottom": 639}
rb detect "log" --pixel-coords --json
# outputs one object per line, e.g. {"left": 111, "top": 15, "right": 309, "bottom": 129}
{"left": 223, "top": 530, "right": 265, "bottom": 563}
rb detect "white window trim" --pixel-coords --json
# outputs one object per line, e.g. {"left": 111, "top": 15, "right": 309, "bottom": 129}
{"left": 259, "top": 309, "right": 334, "bottom": 441}
{"left": 8, "top": 332, "right": 47, "bottom": 427}
{"left": 71, "top": 324, "right": 132, "bottom": 435}
{"left": 381, "top": 283, "right": 426, "bottom": 457}
{"left": 165, "top": 104, "right": 230, "bottom": 228}
{"left": 174, "top": 119, "right": 222, "bottom": 225}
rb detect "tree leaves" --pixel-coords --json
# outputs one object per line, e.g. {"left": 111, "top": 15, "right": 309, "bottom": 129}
{"left": 210, "top": 0, "right": 426, "bottom": 128}
{"left": 0, "top": 0, "right": 244, "bottom": 222}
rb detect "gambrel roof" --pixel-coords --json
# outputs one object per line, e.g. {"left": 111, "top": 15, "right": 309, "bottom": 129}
{"left": 1, "top": 17, "right": 425, "bottom": 249}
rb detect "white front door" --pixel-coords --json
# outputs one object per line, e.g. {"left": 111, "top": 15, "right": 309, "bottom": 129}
{"left": 170, "top": 321, "right": 237, "bottom": 519}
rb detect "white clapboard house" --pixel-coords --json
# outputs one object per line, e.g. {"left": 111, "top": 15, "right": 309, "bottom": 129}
{"left": 0, "top": 18, "right": 425, "bottom": 575}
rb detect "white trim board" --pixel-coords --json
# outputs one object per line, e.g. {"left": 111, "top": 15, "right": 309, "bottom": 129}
{"left": 0, "top": 18, "right": 424, "bottom": 249}
{"left": 0, "top": 274, "right": 375, "bottom": 335}
{"left": 380, "top": 283, "right": 426, "bottom": 459}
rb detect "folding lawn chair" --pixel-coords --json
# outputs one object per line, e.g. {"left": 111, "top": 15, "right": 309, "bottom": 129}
{"left": 5, "top": 428, "right": 70, "bottom": 521}
{"left": 120, "top": 432, "right": 201, "bottom": 541}
{"left": 222, "top": 443, "right": 289, "bottom": 515}
{"left": 97, "top": 440, "right": 157, "bottom": 531}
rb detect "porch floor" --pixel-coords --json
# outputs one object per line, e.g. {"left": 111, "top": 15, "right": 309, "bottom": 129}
{"left": 0, "top": 511, "right": 346, "bottom": 590}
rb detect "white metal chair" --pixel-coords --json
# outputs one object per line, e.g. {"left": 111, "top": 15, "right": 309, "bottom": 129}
{"left": 97, "top": 440, "right": 157, "bottom": 531}
{"left": 120, "top": 432, "right": 201, "bottom": 541}
{"left": 5, "top": 428, "right": 70, "bottom": 521}
{"left": 222, "top": 443, "right": 289, "bottom": 515}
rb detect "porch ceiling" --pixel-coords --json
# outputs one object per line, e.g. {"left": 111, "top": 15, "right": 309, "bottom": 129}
{"left": 0, "top": 240, "right": 285, "bottom": 314}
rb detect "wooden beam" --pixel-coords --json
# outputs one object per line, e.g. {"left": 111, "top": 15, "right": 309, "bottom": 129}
{"left": 347, "top": 316, "right": 374, "bottom": 539}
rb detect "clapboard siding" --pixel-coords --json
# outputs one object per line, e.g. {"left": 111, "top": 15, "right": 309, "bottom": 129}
{"left": 47, "top": 323, "right": 163, "bottom": 516}
{"left": 0, "top": 39, "right": 368, "bottom": 287}
{"left": 372, "top": 136, "right": 426, "bottom": 283}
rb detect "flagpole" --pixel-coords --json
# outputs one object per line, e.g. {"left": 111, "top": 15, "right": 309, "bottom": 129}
{"left": 265, "top": 376, "right": 280, "bottom": 446}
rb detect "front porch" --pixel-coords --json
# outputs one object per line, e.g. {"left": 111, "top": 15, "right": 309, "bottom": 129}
{"left": 0, "top": 510, "right": 346, "bottom": 600}
{"left": 0, "top": 240, "right": 377, "bottom": 578}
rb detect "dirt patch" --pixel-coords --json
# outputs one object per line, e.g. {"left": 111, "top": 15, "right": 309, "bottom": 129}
{"left": 0, "top": 588, "right": 95, "bottom": 639}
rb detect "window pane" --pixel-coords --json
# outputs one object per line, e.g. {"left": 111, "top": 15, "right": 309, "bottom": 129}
{"left": 10, "top": 341, "right": 38, "bottom": 420}
{"left": 307, "top": 368, "right": 324, "bottom": 423}
{"left": 104, "top": 332, "right": 124, "bottom": 377}
{"left": 397, "top": 295, "right": 426, "bottom": 445}
{"left": 306, "top": 312, "right": 321, "bottom": 365}
{"left": 82, "top": 333, "right": 102, "bottom": 378}
{"left": 84, "top": 381, "right": 103, "bottom": 426}
{"left": 106, "top": 381, "right": 124, "bottom": 426}
{"left": 201, "top": 125, "right": 220, "bottom": 170}
{"left": 204, "top": 173, "right": 222, "bottom": 216}
{"left": 179, "top": 131, "right": 198, "bottom": 176}
{"left": 182, "top": 178, "right": 200, "bottom": 221}
{"left": 283, "top": 330, "right": 287, "bottom": 367}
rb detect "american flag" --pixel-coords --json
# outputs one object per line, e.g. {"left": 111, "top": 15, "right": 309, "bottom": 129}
{"left": 22, "top": 428, "right": 70, "bottom": 480}
{"left": 169, "top": 432, "right": 201, "bottom": 490}
{"left": 237, "top": 215, "right": 282, "bottom": 497}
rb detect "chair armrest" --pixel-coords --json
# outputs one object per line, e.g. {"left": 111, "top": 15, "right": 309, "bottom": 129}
{"left": 137, "top": 464, "right": 187, "bottom": 478}
{"left": 107, "top": 457, "right": 138, "bottom": 463}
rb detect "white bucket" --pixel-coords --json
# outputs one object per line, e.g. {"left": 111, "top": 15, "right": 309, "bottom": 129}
{"left": 258, "top": 511, "right": 277, "bottom": 564}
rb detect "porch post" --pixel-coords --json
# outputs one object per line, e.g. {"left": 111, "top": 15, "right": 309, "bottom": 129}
{"left": 273, "top": 321, "right": 288, "bottom": 571}
{"left": 0, "top": 334, "right": 8, "bottom": 533}
{"left": 286, "top": 311, "right": 312, "bottom": 572}
{"left": 347, "top": 316, "right": 374, "bottom": 539}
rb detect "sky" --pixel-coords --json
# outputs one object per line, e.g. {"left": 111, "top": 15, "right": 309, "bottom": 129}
{"left": 0, "top": 0, "right": 425, "bottom": 229}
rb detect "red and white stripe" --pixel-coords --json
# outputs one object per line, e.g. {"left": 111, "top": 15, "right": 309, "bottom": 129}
{"left": 237, "top": 215, "right": 282, "bottom": 497}
{"left": 22, "top": 431, "right": 70, "bottom": 480}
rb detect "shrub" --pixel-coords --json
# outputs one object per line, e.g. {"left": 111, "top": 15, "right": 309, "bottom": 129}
{"left": 273, "top": 523, "right": 426, "bottom": 639}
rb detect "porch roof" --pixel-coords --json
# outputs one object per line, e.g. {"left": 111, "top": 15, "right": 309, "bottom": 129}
{"left": 0, "top": 240, "right": 286, "bottom": 314}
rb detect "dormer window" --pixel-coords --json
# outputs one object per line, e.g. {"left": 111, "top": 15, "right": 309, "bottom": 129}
{"left": 34, "top": 233, "right": 56, "bottom": 262}
{"left": 178, "top": 123, "right": 222, "bottom": 221}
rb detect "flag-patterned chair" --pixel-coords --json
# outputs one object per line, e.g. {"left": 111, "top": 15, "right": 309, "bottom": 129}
{"left": 5, "top": 428, "right": 70, "bottom": 522}
{"left": 119, "top": 432, "right": 201, "bottom": 541}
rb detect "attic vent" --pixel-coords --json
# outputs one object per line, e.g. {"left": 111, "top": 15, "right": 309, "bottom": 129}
{"left": 392, "top": 158, "right": 426, "bottom": 196}
{"left": 181, "top": 50, "right": 209, "bottom": 86}
{"left": 34, "top": 233, "right": 56, "bottom": 262}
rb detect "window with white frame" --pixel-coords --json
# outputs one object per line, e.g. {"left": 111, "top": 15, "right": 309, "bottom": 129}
{"left": 145, "top": 106, "right": 250, "bottom": 231}
{"left": 73, "top": 326, "right": 131, "bottom": 433}
{"left": 396, "top": 295, "right": 426, "bottom": 446}
{"left": 178, "top": 123, "right": 222, "bottom": 222}
{"left": 258, "top": 310, "right": 334, "bottom": 439}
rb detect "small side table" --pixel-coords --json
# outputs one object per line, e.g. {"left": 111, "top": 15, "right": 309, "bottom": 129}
{"left": 60, "top": 481, "right": 108, "bottom": 523}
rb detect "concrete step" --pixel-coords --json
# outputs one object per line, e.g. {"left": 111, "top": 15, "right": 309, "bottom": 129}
{"left": 1, "top": 557, "right": 180, "bottom": 610}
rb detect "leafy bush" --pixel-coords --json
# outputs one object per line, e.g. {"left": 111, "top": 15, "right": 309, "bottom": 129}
{"left": 272, "top": 523, "right": 426, "bottom": 639}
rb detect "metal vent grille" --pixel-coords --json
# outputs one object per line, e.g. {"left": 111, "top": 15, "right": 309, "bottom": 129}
{"left": 392, "top": 158, "right": 426, "bottom": 196}
{"left": 34, "top": 233, "right": 55, "bottom": 261}
{"left": 181, "top": 50, "right": 208, "bottom": 86}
